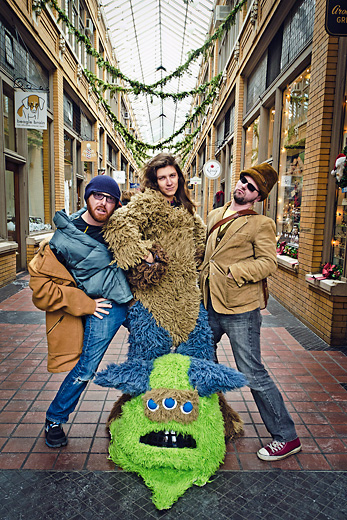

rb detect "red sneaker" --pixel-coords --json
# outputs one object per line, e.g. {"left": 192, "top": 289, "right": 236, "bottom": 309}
{"left": 257, "top": 438, "right": 301, "bottom": 461}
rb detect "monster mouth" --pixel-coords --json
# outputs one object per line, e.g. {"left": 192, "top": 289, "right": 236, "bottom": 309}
{"left": 140, "top": 430, "right": 196, "bottom": 449}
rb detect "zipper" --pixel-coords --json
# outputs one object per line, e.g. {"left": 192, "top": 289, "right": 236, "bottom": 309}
{"left": 47, "top": 315, "right": 64, "bottom": 335}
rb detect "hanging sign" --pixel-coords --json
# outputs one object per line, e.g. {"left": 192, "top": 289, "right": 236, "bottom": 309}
{"left": 190, "top": 175, "right": 202, "bottom": 185}
{"left": 81, "top": 141, "right": 98, "bottom": 162}
{"left": 15, "top": 91, "right": 47, "bottom": 129}
{"left": 113, "top": 170, "right": 126, "bottom": 184}
{"left": 203, "top": 160, "right": 222, "bottom": 180}
{"left": 325, "top": 0, "right": 347, "bottom": 36}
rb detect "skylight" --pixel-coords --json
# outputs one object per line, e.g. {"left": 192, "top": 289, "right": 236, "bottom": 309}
{"left": 102, "top": 0, "right": 215, "bottom": 146}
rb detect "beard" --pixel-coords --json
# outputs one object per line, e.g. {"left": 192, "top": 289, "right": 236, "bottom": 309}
{"left": 86, "top": 199, "right": 113, "bottom": 224}
{"left": 233, "top": 189, "right": 248, "bottom": 205}
{"left": 233, "top": 189, "right": 259, "bottom": 205}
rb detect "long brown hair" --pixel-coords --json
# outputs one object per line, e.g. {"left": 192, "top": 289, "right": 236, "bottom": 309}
{"left": 140, "top": 153, "right": 196, "bottom": 215}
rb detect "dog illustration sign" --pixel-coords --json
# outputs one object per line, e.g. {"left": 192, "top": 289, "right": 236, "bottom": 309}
{"left": 15, "top": 91, "right": 47, "bottom": 129}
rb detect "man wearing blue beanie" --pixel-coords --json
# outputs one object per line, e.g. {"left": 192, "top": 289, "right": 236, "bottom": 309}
{"left": 28, "top": 175, "right": 133, "bottom": 448}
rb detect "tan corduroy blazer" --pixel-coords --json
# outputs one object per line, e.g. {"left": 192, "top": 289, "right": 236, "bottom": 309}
{"left": 199, "top": 203, "right": 277, "bottom": 314}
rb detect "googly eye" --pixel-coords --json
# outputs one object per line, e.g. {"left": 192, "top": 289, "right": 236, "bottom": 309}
{"left": 147, "top": 399, "right": 159, "bottom": 411}
{"left": 162, "top": 397, "right": 177, "bottom": 410}
{"left": 181, "top": 401, "right": 193, "bottom": 414}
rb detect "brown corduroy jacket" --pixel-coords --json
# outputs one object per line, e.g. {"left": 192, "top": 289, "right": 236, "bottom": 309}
{"left": 28, "top": 241, "right": 96, "bottom": 373}
{"left": 199, "top": 203, "right": 277, "bottom": 314}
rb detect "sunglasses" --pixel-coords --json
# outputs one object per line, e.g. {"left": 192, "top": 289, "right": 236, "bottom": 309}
{"left": 92, "top": 191, "right": 116, "bottom": 204}
{"left": 240, "top": 176, "right": 259, "bottom": 193}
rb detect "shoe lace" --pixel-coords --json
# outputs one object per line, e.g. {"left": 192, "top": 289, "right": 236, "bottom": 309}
{"left": 267, "top": 440, "right": 285, "bottom": 453}
{"left": 46, "top": 422, "right": 60, "bottom": 430}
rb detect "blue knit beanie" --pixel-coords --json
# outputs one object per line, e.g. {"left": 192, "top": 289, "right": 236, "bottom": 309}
{"left": 84, "top": 175, "right": 121, "bottom": 203}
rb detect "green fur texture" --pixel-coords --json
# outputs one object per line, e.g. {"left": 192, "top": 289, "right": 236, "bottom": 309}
{"left": 104, "top": 189, "right": 206, "bottom": 346}
{"left": 108, "top": 354, "right": 226, "bottom": 510}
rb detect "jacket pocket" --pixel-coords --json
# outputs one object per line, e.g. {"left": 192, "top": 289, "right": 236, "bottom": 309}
{"left": 225, "top": 277, "right": 258, "bottom": 309}
{"left": 47, "top": 315, "right": 64, "bottom": 335}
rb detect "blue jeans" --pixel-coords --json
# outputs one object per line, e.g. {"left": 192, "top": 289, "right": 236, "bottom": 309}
{"left": 207, "top": 300, "right": 297, "bottom": 442}
{"left": 46, "top": 301, "right": 128, "bottom": 424}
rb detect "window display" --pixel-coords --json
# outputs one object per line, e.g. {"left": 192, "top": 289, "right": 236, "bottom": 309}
{"left": 332, "top": 193, "right": 347, "bottom": 270}
{"left": 277, "top": 67, "right": 310, "bottom": 247}
{"left": 244, "top": 116, "right": 259, "bottom": 169}
{"left": 28, "top": 129, "right": 52, "bottom": 233}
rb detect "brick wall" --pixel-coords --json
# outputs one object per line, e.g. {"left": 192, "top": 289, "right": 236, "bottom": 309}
{"left": 268, "top": 0, "right": 347, "bottom": 345}
{"left": 0, "top": 253, "right": 16, "bottom": 289}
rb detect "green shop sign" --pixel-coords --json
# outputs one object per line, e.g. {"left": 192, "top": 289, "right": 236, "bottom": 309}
{"left": 326, "top": 0, "right": 347, "bottom": 36}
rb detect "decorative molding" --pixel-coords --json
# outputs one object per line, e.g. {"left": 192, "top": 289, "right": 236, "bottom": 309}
{"left": 97, "top": 6, "right": 101, "bottom": 21}
{"left": 234, "top": 42, "right": 240, "bottom": 61}
{"left": 250, "top": 0, "right": 258, "bottom": 25}
{"left": 59, "top": 34, "right": 66, "bottom": 54}
{"left": 77, "top": 64, "right": 83, "bottom": 81}
{"left": 32, "top": 0, "right": 42, "bottom": 16}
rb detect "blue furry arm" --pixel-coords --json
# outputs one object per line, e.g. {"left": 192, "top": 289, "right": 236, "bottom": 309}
{"left": 188, "top": 358, "right": 248, "bottom": 397}
{"left": 94, "top": 359, "right": 154, "bottom": 396}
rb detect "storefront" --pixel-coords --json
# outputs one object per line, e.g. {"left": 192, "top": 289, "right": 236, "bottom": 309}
{"left": 0, "top": 0, "right": 139, "bottom": 287}
{"left": 0, "top": 13, "right": 52, "bottom": 276}
{"left": 186, "top": 0, "right": 347, "bottom": 344}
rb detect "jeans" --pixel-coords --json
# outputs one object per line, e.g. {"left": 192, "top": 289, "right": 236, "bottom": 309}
{"left": 46, "top": 301, "right": 128, "bottom": 424}
{"left": 207, "top": 300, "right": 297, "bottom": 442}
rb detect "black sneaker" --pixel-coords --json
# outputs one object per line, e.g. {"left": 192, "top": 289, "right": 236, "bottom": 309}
{"left": 45, "top": 419, "right": 68, "bottom": 448}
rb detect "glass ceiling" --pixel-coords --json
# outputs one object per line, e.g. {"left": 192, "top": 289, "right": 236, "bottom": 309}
{"left": 102, "top": 0, "right": 215, "bottom": 146}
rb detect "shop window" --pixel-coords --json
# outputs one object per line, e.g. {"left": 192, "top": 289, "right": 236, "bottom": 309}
{"left": 224, "top": 104, "right": 235, "bottom": 139}
{"left": 246, "top": 55, "right": 267, "bottom": 114}
{"left": 28, "top": 129, "right": 52, "bottom": 232}
{"left": 81, "top": 111, "right": 93, "bottom": 140}
{"left": 268, "top": 107, "right": 275, "bottom": 159}
{"left": 64, "top": 133, "right": 74, "bottom": 215}
{"left": 216, "top": 121, "right": 224, "bottom": 149}
{"left": 266, "top": 28, "right": 283, "bottom": 88}
{"left": 281, "top": 0, "right": 315, "bottom": 72}
{"left": 5, "top": 32, "right": 14, "bottom": 68}
{"left": 5, "top": 169, "right": 15, "bottom": 241}
{"left": 98, "top": 41, "right": 104, "bottom": 81}
{"left": 332, "top": 197, "right": 347, "bottom": 271}
{"left": 64, "top": 95, "right": 73, "bottom": 127}
{"left": 3, "top": 89, "right": 16, "bottom": 150}
{"left": 277, "top": 67, "right": 310, "bottom": 246}
{"left": 244, "top": 116, "right": 259, "bottom": 169}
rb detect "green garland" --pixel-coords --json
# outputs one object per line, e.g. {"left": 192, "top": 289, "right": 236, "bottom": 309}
{"left": 34, "top": 0, "right": 246, "bottom": 96}
{"left": 33, "top": 0, "right": 245, "bottom": 163}
{"left": 89, "top": 75, "right": 215, "bottom": 159}
{"left": 84, "top": 70, "right": 222, "bottom": 102}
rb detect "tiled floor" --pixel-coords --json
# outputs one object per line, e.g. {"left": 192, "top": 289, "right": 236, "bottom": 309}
{"left": 0, "top": 274, "right": 347, "bottom": 518}
{"left": 0, "top": 274, "right": 347, "bottom": 472}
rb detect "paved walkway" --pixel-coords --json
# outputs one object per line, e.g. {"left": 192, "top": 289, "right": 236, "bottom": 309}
{"left": 0, "top": 273, "right": 346, "bottom": 519}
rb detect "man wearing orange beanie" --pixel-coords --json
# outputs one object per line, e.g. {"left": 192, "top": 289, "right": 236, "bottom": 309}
{"left": 200, "top": 163, "right": 301, "bottom": 461}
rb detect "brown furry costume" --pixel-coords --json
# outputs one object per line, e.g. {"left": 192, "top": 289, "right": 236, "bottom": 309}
{"left": 104, "top": 189, "right": 206, "bottom": 346}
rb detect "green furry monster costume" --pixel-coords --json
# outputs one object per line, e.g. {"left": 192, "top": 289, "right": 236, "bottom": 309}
{"left": 96, "top": 353, "right": 247, "bottom": 510}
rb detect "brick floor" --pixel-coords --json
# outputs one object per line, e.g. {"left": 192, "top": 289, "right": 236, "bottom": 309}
{"left": 0, "top": 276, "right": 346, "bottom": 473}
